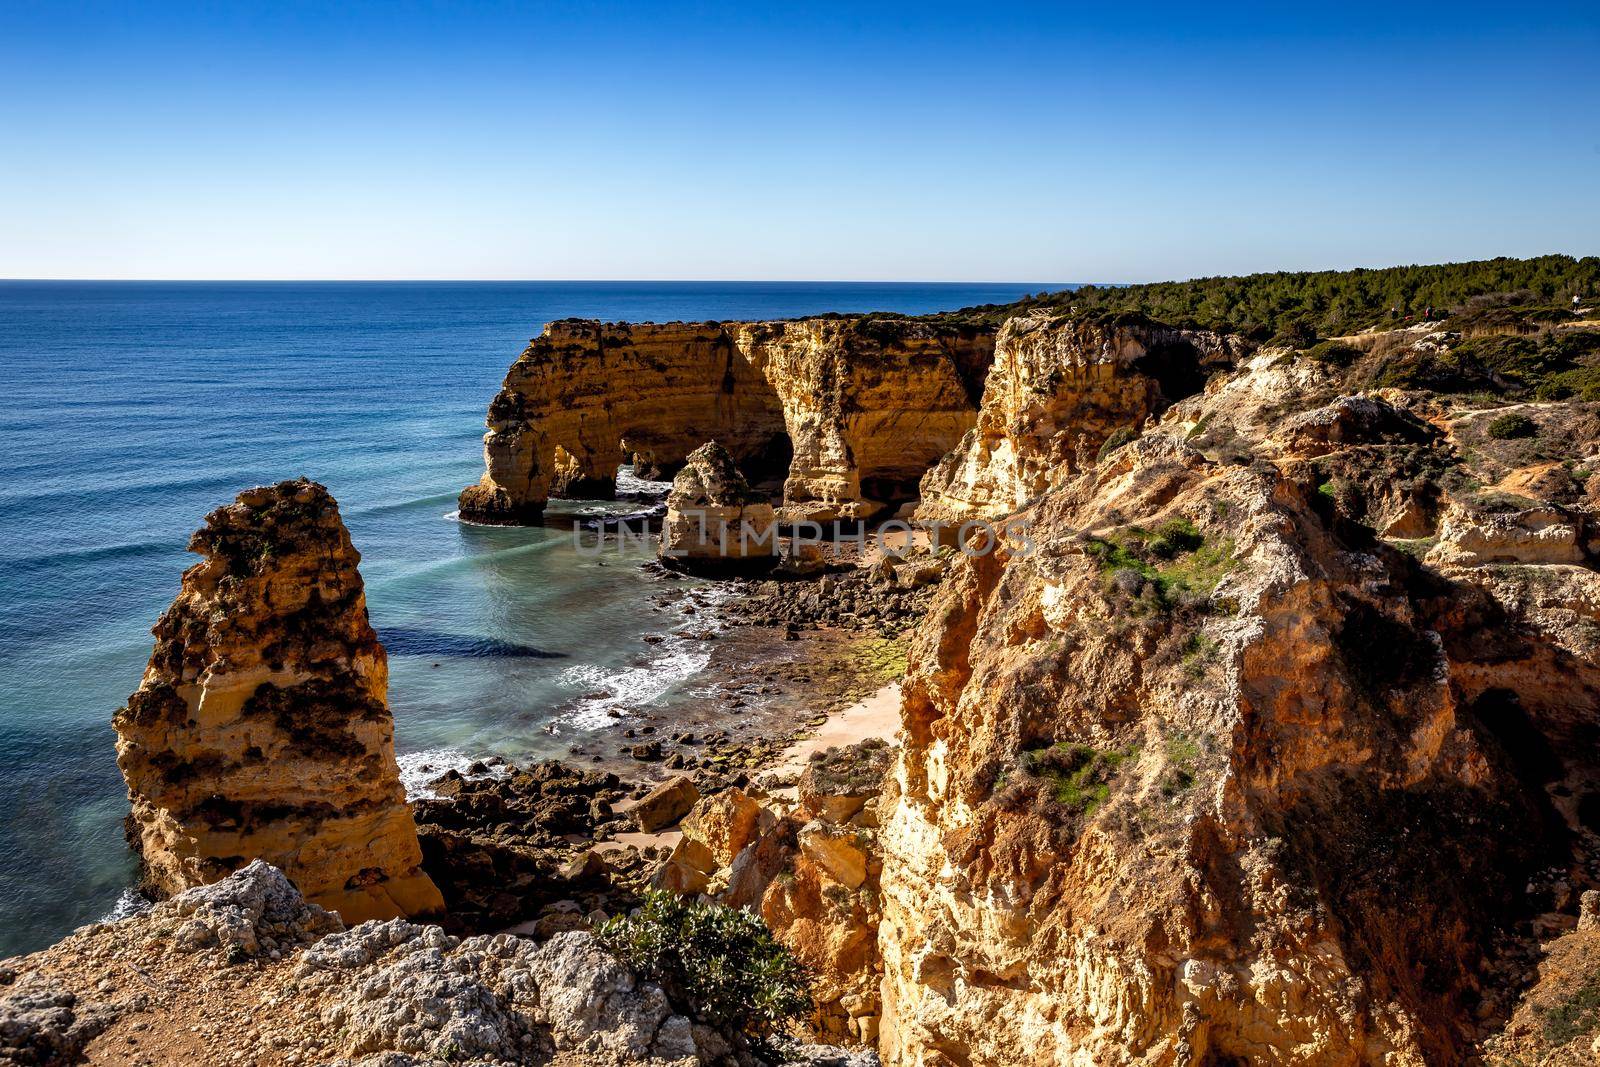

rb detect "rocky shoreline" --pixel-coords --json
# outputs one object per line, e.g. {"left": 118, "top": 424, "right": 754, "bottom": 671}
{"left": 449, "top": 526, "right": 943, "bottom": 792}
{"left": 394, "top": 539, "right": 944, "bottom": 936}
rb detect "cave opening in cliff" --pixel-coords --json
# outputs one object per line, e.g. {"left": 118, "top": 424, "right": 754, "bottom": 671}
{"left": 859, "top": 473, "right": 923, "bottom": 510}
{"left": 1133, "top": 339, "right": 1219, "bottom": 408}
{"left": 734, "top": 431, "right": 794, "bottom": 494}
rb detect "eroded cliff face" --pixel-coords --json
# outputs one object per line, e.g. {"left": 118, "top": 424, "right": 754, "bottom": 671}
{"left": 114, "top": 478, "right": 444, "bottom": 924}
{"left": 459, "top": 320, "right": 788, "bottom": 523}
{"left": 459, "top": 317, "right": 993, "bottom": 525}
{"left": 876, "top": 350, "right": 1600, "bottom": 1065}
{"left": 916, "top": 312, "right": 1245, "bottom": 525}
{"left": 731, "top": 319, "right": 992, "bottom": 522}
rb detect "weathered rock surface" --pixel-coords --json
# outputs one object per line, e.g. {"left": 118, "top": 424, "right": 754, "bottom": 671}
{"left": 661, "top": 442, "right": 778, "bottom": 572}
{"left": 0, "top": 861, "right": 340, "bottom": 1066}
{"left": 113, "top": 479, "right": 444, "bottom": 924}
{"left": 916, "top": 311, "right": 1244, "bottom": 524}
{"left": 646, "top": 741, "right": 895, "bottom": 1047}
{"left": 875, "top": 345, "right": 1600, "bottom": 1065}
{"left": 459, "top": 317, "right": 992, "bottom": 524}
{"left": 0, "top": 862, "right": 819, "bottom": 1067}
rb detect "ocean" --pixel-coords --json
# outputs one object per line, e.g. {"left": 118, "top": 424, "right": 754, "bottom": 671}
{"left": 0, "top": 280, "right": 1048, "bottom": 957}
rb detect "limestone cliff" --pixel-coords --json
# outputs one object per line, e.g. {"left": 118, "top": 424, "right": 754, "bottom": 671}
{"left": 113, "top": 478, "right": 444, "bottom": 924}
{"left": 876, "top": 349, "right": 1600, "bottom": 1064}
{"left": 916, "top": 311, "right": 1245, "bottom": 525}
{"left": 459, "top": 317, "right": 993, "bottom": 525}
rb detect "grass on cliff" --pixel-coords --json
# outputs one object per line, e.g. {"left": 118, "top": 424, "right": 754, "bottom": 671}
{"left": 1085, "top": 518, "right": 1237, "bottom": 613}
{"left": 998, "top": 742, "right": 1134, "bottom": 819}
{"left": 1159, "top": 731, "right": 1203, "bottom": 796}
{"left": 595, "top": 890, "right": 810, "bottom": 1043}
{"left": 1542, "top": 972, "right": 1600, "bottom": 1045}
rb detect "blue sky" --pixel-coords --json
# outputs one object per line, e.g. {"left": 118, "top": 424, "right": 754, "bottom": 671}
{"left": 1, "top": 1, "right": 1596, "bottom": 281}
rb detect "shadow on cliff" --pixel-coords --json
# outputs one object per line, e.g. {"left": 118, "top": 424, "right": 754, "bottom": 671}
{"left": 379, "top": 627, "right": 568, "bottom": 660}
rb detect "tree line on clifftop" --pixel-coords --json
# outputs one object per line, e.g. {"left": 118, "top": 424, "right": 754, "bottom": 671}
{"left": 918, "top": 254, "right": 1600, "bottom": 340}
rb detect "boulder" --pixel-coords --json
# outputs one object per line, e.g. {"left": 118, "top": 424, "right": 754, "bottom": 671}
{"left": 649, "top": 859, "right": 711, "bottom": 897}
{"left": 680, "top": 788, "right": 767, "bottom": 868}
{"left": 797, "top": 822, "right": 867, "bottom": 890}
{"left": 629, "top": 776, "right": 699, "bottom": 832}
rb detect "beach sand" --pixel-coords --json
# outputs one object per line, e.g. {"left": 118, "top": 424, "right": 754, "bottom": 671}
{"left": 766, "top": 680, "right": 901, "bottom": 782}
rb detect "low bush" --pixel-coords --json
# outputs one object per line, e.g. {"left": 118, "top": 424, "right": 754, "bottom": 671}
{"left": 1085, "top": 517, "right": 1236, "bottom": 613}
{"left": 1305, "top": 340, "right": 1362, "bottom": 366}
{"left": 1542, "top": 973, "right": 1600, "bottom": 1045}
{"left": 1486, "top": 412, "right": 1537, "bottom": 439}
{"left": 1160, "top": 731, "right": 1203, "bottom": 795}
{"left": 1096, "top": 425, "right": 1140, "bottom": 462}
{"left": 595, "top": 891, "right": 811, "bottom": 1043}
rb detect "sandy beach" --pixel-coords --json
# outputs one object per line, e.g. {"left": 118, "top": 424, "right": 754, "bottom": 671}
{"left": 765, "top": 679, "right": 902, "bottom": 783}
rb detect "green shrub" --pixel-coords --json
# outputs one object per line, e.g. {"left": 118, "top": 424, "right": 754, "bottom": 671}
{"left": 1376, "top": 328, "right": 1600, "bottom": 398}
{"left": 1305, "top": 340, "right": 1362, "bottom": 366}
{"left": 1180, "top": 632, "right": 1220, "bottom": 678}
{"left": 1160, "top": 731, "right": 1203, "bottom": 795}
{"left": 1486, "top": 412, "right": 1537, "bottom": 439}
{"left": 1096, "top": 425, "right": 1140, "bottom": 462}
{"left": 1269, "top": 319, "right": 1319, "bottom": 350}
{"left": 1534, "top": 364, "right": 1600, "bottom": 401}
{"left": 1085, "top": 518, "right": 1236, "bottom": 613}
{"left": 1147, "top": 518, "right": 1205, "bottom": 558}
{"left": 595, "top": 891, "right": 811, "bottom": 1041}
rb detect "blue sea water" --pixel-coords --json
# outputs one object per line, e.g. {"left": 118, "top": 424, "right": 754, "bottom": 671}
{"left": 0, "top": 280, "right": 1049, "bottom": 956}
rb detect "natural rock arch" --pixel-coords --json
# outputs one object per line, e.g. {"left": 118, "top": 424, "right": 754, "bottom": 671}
{"left": 458, "top": 317, "right": 995, "bottom": 525}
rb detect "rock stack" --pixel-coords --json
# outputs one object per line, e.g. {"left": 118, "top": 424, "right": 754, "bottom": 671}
{"left": 113, "top": 478, "right": 443, "bottom": 923}
{"left": 659, "top": 441, "right": 778, "bottom": 572}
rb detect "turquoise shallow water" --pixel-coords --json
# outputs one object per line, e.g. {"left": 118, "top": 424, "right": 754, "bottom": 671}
{"left": 0, "top": 280, "right": 1046, "bottom": 956}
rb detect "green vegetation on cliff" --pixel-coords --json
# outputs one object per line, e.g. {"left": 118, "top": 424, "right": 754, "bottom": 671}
{"left": 1369, "top": 327, "right": 1600, "bottom": 398}
{"left": 596, "top": 891, "right": 811, "bottom": 1042}
{"left": 933, "top": 254, "right": 1600, "bottom": 339}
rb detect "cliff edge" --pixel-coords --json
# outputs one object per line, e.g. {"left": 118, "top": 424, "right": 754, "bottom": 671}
{"left": 459, "top": 317, "right": 992, "bottom": 525}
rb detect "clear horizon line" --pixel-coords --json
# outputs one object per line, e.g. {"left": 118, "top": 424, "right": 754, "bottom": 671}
{"left": 0, "top": 276, "right": 1087, "bottom": 286}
